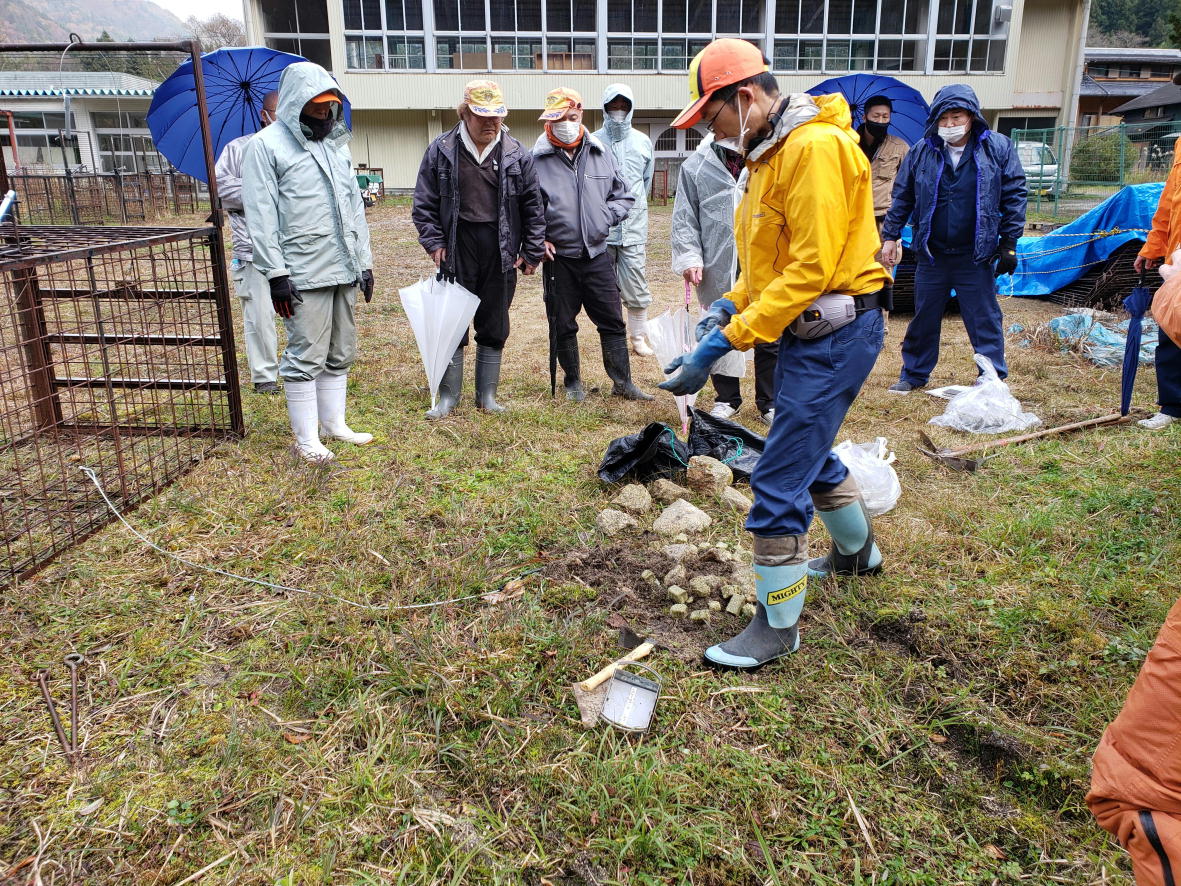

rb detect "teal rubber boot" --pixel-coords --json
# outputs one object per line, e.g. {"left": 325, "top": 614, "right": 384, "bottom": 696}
{"left": 808, "top": 501, "right": 883, "bottom": 578}
{"left": 703, "top": 562, "right": 807, "bottom": 671}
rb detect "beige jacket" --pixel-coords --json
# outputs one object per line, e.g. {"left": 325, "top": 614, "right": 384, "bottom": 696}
{"left": 868, "top": 133, "right": 909, "bottom": 217}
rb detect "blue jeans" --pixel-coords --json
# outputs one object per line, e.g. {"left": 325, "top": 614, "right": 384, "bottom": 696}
{"left": 1158, "top": 327, "right": 1181, "bottom": 418}
{"left": 900, "top": 252, "right": 1006, "bottom": 386}
{"left": 747, "top": 309, "right": 885, "bottom": 537}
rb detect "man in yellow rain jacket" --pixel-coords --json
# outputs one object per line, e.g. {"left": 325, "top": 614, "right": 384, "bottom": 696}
{"left": 662, "top": 39, "right": 891, "bottom": 671}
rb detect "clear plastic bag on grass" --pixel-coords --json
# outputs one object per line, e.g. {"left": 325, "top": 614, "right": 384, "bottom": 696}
{"left": 834, "top": 437, "right": 901, "bottom": 516}
{"left": 928, "top": 355, "right": 1041, "bottom": 434}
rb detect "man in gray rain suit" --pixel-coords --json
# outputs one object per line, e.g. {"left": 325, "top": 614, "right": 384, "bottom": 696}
{"left": 671, "top": 134, "right": 779, "bottom": 425}
{"left": 215, "top": 90, "right": 280, "bottom": 394}
{"left": 591, "top": 83, "right": 656, "bottom": 357}
{"left": 243, "top": 62, "right": 375, "bottom": 463}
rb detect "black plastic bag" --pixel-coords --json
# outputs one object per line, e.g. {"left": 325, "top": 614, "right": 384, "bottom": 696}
{"left": 687, "top": 408, "right": 766, "bottom": 482}
{"left": 597, "top": 422, "right": 690, "bottom": 484}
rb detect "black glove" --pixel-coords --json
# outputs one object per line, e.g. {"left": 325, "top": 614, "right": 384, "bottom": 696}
{"left": 993, "top": 238, "right": 1018, "bottom": 277}
{"left": 360, "top": 269, "right": 374, "bottom": 303}
{"left": 269, "top": 275, "right": 297, "bottom": 318}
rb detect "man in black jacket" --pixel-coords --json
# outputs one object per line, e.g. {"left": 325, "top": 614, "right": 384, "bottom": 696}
{"left": 412, "top": 80, "right": 546, "bottom": 418}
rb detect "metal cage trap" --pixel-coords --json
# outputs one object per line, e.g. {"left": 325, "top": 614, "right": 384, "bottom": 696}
{"left": 0, "top": 39, "right": 242, "bottom": 585}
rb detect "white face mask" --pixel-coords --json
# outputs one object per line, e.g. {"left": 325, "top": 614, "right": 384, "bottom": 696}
{"left": 552, "top": 120, "right": 581, "bottom": 143}
{"left": 714, "top": 94, "right": 752, "bottom": 156}
{"left": 607, "top": 110, "right": 628, "bottom": 122}
{"left": 938, "top": 123, "right": 968, "bottom": 144}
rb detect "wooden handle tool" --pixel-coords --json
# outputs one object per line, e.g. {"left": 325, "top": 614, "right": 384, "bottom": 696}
{"left": 578, "top": 641, "right": 655, "bottom": 692}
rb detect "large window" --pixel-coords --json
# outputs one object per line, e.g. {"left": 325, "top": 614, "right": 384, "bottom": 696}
{"left": 331, "top": 0, "right": 1010, "bottom": 74}
{"left": 773, "top": 0, "right": 1006, "bottom": 74}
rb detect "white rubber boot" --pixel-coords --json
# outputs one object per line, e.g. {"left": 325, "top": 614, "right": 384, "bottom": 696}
{"left": 285, "top": 380, "right": 335, "bottom": 463}
{"left": 316, "top": 374, "right": 373, "bottom": 445}
{"left": 627, "top": 307, "right": 655, "bottom": 357}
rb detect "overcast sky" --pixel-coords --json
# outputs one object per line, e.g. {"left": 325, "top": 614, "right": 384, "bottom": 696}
{"left": 152, "top": 0, "right": 245, "bottom": 22}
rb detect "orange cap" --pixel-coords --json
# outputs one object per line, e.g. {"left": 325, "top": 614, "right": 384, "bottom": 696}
{"left": 672, "top": 39, "right": 769, "bottom": 129}
{"left": 308, "top": 90, "right": 342, "bottom": 105}
{"left": 538, "top": 86, "right": 583, "bottom": 121}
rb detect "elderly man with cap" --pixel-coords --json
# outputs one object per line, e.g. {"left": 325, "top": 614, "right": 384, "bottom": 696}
{"left": 532, "top": 87, "right": 652, "bottom": 402}
{"left": 661, "top": 39, "right": 892, "bottom": 671}
{"left": 591, "top": 83, "right": 656, "bottom": 357}
{"left": 412, "top": 80, "right": 546, "bottom": 419}
{"left": 243, "top": 62, "right": 374, "bottom": 463}
{"left": 216, "top": 89, "right": 282, "bottom": 395}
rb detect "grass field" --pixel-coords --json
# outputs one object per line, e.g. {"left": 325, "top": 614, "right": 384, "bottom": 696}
{"left": 1, "top": 200, "right": 1178, "bottom": 885}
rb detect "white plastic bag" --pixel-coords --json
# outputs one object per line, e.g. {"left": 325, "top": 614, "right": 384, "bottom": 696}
{"left": 834, "top": 437, "right": 901, "bottom": 516}
{"left": 928, "top": 355, "right": 1041, "bottom": 434}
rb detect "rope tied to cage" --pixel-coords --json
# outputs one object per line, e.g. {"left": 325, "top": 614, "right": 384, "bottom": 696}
{"left": 79, "top": 465, "right": 532, "bottom": 612}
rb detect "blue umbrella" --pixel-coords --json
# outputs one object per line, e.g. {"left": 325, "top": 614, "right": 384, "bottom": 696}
{"left": 1120, "top": 272, "right": 1154, "bottom": 416}
{"left": 806, "top": 73, "right": 930, "bottom": 148}
{"left": 147, "top": 46, "right": 352, "bottom": 183}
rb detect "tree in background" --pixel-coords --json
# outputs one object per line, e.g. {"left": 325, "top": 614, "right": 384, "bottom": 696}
{"left": 1090, "top": 0, "right": 1174, "bottom": 47}
{"left": 185, "top": 14, "right": 246, "bottom": 52}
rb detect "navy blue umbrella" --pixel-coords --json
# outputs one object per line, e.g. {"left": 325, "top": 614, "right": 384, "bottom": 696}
{"left": 147, "top": 46, "right": 352, "bottom": 183}
{"left": 806, "top": 73, "right": 930, "bottom": 147}
{"left": 1121, "top": 272, "right": 1154, "bottom": 416}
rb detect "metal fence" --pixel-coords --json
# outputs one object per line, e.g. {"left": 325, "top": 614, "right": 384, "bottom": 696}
{"left": 0, "top": 221, "right": 243, "bottom": 584}
{"left": 1014, "top": 121, "right": 1181, "bottom": 220}
{"left": 7, "top": 170, "right": 208, "bottom": 225}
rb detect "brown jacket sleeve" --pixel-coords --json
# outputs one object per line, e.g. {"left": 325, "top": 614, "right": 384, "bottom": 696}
{"left": 1088, "top": 596, "right": 1181, "bottom": 885}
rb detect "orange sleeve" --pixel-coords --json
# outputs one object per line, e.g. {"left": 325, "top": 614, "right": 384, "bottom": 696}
{"left": 1142, "top": 136, "right": 1181, "bottom": 260}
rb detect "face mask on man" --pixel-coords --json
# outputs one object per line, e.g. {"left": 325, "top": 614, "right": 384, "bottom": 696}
{"left": 552, "top": 120, "right": 581, "bottom": 143}
{"left": 607, "top": 110, "right": 628, "bottom": 122}
{"left": 714, "top": 94, "right": 752, "bottom": 156}
{"left": 865, "top": 120, "right": 889, "bottom": 139}
{"left": 300, "top": 105, "right": 338, "bottom": 141}
{"left": 938, "top": 123, "right": 968, "bottom": 144}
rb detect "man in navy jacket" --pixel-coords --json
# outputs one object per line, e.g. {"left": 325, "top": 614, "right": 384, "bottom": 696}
{"left": 880, "top": 85, "right": 1026, "bottom": 393}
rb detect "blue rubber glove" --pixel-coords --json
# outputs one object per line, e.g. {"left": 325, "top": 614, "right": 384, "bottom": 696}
{"left": 659, "top": 327, "right": 734, "bottom": 396}
{"left": 695, "top": 297, "right": 737, "bottom": 342}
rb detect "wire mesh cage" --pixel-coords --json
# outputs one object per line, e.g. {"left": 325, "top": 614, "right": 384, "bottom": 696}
{"left": 0, "top": 221, "right": 243, "bottom": 583}
{"left": 0, "top": 38, "right": 241, "bottom": 585}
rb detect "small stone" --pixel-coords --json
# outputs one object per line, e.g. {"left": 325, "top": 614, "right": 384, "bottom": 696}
{"left": 612, "top": 483, "right": 653, "bottom": 515}
{"left": 669, "top": 603, "right": 689, "bottom": 618}
{"left": 742, "top": 603, "right": 757, "bottom": 618}
{"left": 726, "top": 594, "right": 745, "bottom": 615}
{"left": 663, "top": 563, "right": 688, "bottom": 588}
{"left": 652, "top": 499, "right": 712, "bottom": 536}
{"left": 688, "top": 576, "right": 714, "bottom": 598}
{"left": 716, "top": 542, "right": 729, "bottom": 550}
{"left": 689, "top": 609, "right": 711, "bottom": 623}
{"left": 667, "top": 585, "right": 689, "bottom": 605}
{"left": 720, "top": 487, "right": 753, "bottom": 514}
{"left": 650, "top": 478, "right": 691, "bottom": 505}
{"left": 596, "top": 508, "right": 638, "bottom": 536}
{"left": 662, "top": 544, "right": 694, "bottom": 562}
{"left": 721, "top": 583, "right": 740, "bottom": 599}
{"left": 673, "top": 532, "right": 689, "bottom": 543}
{"left": 687, "top": 456, "right": 733, "bottom": 493}
{"left": 707, "top": 600, "right": 722, "bottom": 612}
{"left": 640, "top": 569, "right": 661, "bottom": 589}
{"left": 701, "top": 575, "right": 726, "bottom": 592}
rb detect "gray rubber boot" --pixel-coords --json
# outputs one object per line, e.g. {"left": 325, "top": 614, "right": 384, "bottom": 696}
{"left": 704, "top": 534, "right": 808, "bottom": 671}
{"left": 556, "top": 335, "right": 587, "bottom": 402}
{"left": 426, "top": 346, "right": 464, "bottom": 420}
{"left": 808, "top": 475, "right": 883, "bottom": 577}
{"left": 601, "top": 333, "right": 654, "bottom": 401}
{"left": 474, "top": 345, "right": 506, "bottom": 413}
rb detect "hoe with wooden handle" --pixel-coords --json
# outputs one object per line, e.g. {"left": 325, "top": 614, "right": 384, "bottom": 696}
{"left": 917, "top": 412, "right": 1132, "bottom": 472}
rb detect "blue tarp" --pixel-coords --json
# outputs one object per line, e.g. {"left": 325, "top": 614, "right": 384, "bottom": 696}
{"left": 998, "top": 183, "right": 1163, "bottom": 297}
{"left": 1010, "top": 313, "right": 1159, "bottom": 367}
